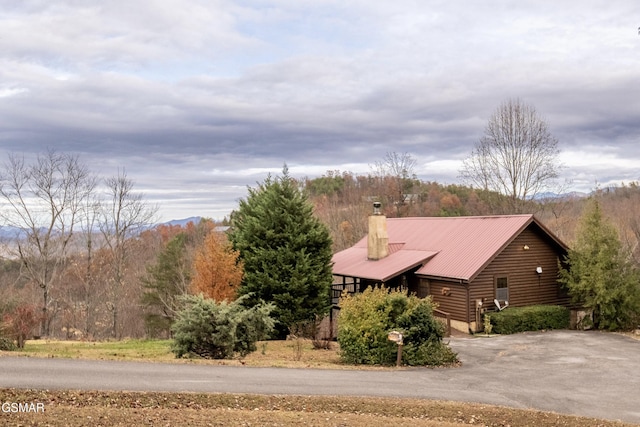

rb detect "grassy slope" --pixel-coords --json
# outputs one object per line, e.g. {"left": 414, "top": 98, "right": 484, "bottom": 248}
{"left": 10, "top": 338, "right": 346, "bottom": 368}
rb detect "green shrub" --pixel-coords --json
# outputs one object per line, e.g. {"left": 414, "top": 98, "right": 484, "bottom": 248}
{"left": 402, "top": 340, "right": 458, "bottom": 366}
{"left": 171, "top": 294, "right": 275, "bottom": 359}
{"left": 337, "top": 287, "right": 457, "bottom": 366}
{"left": 0, "top": 299, "right": 18, "bottom": 351}
{"left": 0, "top": 305, "right": 13, "bottom": 351}
{"left": 490, "top": 305, "right": 570, "bottom": 334}
{"left": 0, "top": 336, "right": 16, "bottom": 351}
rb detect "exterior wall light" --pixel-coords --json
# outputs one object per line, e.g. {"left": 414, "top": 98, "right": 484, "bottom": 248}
{"left": 523, "top": 245, "right": 530, "bottom": 250}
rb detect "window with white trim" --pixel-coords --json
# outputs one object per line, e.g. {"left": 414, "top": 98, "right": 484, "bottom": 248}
{"left": 496, "top": 276, "right": 509, "bottom": 301}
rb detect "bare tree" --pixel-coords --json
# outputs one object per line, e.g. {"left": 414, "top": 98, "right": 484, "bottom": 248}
{"left": 99, "top": 169, "right": 157, "bottom": 338}
{"left": 371, "top": 152, "right": 417, "bottom": 216}
{"left": 64, "top": 181, "right": 103, "bottom": 338}
{"left": 460, "top": 99, "right": 561, "bottom": 214}
{"left": 0, "top": 150, "right": 94, "bottom": 336}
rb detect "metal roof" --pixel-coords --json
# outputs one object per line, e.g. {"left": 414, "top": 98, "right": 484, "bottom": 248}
{"left": 332, "top": 214, "right": 565, "bottom": 283}
{"left": 332, "top": 247, "right": 439, "bottom": 282}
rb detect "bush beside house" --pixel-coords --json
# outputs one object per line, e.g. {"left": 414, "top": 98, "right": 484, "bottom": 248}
{"left": 488, "top": 305, "right": 570, "bottom": 335}
{"left": 337, "top": 287, "right": 457, "bottom": 366}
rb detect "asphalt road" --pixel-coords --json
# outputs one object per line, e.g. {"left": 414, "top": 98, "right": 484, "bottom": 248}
{"left": 1, "top": 330, "right": 639, "bottom": 424}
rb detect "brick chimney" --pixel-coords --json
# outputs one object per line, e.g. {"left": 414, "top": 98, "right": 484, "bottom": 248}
{"left": 368, "top": 202, "right": 389, "bottom": 260}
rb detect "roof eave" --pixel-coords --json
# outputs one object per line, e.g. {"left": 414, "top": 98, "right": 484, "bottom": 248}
{"left": 415, "top": 273, "right": 470, "bottom": 284}
{"left": 531, "top": 215, "right": 570, "bottom": 252}
{"left": 333, "top": 258, "right": 434, "bottom": 283}
{"left": 464, "top": 215, "right": 568, "bottom": 282}
{"left": 462, "top": 215, "right": 536, "bottom": 283}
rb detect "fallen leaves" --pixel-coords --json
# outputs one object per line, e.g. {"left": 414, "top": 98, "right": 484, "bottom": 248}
{"left": 0, "top": 389, "right": 634, "bottom": 427}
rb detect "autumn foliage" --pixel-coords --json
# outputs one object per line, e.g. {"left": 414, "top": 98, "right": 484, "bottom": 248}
{"left": 190, "top": 231, "right": 243, "bottom": 302}
{"left": 2, "top": 304, "right": 41, "bottom": 348}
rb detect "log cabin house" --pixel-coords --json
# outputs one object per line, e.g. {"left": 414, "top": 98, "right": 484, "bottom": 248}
{"left": 331, "top": 204, "right": 570, "bottom": 334}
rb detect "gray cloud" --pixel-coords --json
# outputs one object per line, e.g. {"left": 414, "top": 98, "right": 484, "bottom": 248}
{"left": 1, "top": 0, "right": 639, "bottom": 221}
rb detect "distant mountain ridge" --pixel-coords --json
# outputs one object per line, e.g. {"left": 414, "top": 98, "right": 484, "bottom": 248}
{"left": 532, "top": 191, "right": 590, "bottom": 200}
{"left": 0, "top": 217, "right": 206, "bottom": 240}
{"left": 163, "top": 216, "right": 203, "bottom": 227}
{"left": 0, "top": 225, "right": 26, "bottom": 239}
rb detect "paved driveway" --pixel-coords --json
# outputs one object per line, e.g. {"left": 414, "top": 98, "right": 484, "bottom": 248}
{"left": 447, "top": 330, "right": 640, "bottom": 424}
{"left": 1, "top": 330, "right": 638, "bottom": 424}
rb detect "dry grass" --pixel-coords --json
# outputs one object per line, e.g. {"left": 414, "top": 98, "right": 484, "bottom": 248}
{"left": 1, "top": 389, "right": 635, "bottom": 427}
{"left": 619, "top": 330, "right": 640, "bottom": 341}
{"left": 10, "top": 338, "right": 370, "bottom": 369}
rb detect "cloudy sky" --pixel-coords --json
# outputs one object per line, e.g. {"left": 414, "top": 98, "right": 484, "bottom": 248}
{"left": 1, "top": 1, "right": 639, "bottom": 221}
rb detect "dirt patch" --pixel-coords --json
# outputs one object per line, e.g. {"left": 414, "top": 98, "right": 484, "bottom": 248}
{"left": 621, "top": 330, "right": 640, "bottom": 340}
{"left": 1, "top": 389, "right": 635, "bottom": 427}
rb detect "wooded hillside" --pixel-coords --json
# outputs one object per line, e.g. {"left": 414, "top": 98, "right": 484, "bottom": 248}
{"left": 304, "top": 170, "right": 640, "bottom": 264}
{"left": 3, "top": 167, "right": 639, "bottom": 341}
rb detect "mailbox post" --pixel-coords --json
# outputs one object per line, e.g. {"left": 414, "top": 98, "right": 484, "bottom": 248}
{"left": 387, "top": 331, "right": 403, "bottom": 367}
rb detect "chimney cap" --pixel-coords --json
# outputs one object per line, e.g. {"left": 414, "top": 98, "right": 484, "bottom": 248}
{"left": 373, "top": 201, "right": 382, "bottom": 215}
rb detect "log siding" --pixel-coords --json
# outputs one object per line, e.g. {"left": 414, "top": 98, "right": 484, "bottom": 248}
{"left": 427, "top": 223, "right": 570, "bottom": 331}
{"left": 467, "top": 224, "right": 570, "bottom": 328}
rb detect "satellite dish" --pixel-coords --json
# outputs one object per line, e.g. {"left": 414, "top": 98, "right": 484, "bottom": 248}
{"left": 494, "top": 299, "right": 509, "bottom": 311}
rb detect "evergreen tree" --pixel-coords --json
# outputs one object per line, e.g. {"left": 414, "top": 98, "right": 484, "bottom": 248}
{"left": 559, "top": 199, "right": 640, "bottom": 330}
{"left": 141, "top": 233, "right": 192, "bottom": 336}
{"left": 229, "top": 167, "right": 334, "bottom": 338}
{"left": 171, "top": 294, "right": 274, "bottom": 359}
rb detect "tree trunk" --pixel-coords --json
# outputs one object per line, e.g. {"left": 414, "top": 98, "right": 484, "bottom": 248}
{"left": 40, "top": 286, "right": 48, "bottom": 337}
{"left": 112, "top": 305, "right": 118, "bottom": 339}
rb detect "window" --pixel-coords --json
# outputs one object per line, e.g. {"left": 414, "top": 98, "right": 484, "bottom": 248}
{"left": 496, "top": 277, "right": 509, "bottom": 301}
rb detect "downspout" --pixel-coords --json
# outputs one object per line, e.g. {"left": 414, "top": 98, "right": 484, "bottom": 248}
{"left": 465, "top": 280, "right": 472, "bottom": 334}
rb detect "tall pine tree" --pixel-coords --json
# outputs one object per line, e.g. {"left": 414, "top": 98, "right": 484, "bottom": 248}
{"left": 229, "top": 166, "right": 334, "bottom": 338}
{"left": 559, "top": 199, "right": 640, "bottom": 330}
